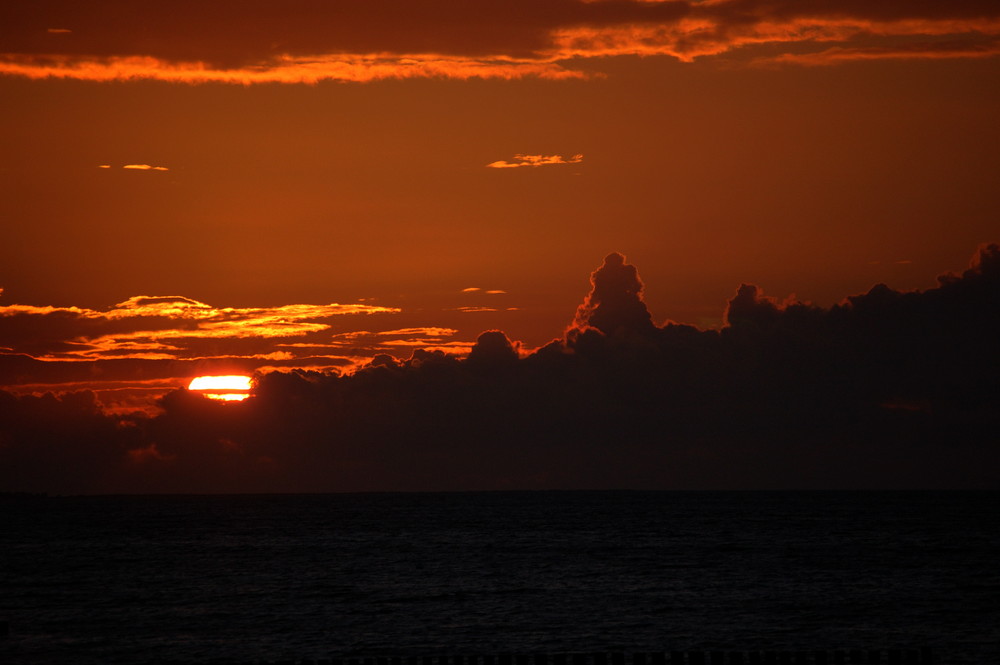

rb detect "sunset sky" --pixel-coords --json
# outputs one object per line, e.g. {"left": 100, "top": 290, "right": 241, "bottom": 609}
{"left": 2, "top": 0, "right": 999, "bottom": 409}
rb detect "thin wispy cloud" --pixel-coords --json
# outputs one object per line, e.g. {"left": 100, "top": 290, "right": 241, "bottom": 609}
{"left": 0, "top": 293, "right": 407, "bottom": 410}
{"left": 0, "top": 53, "right": 581, "bottom": 84}
{"left": 98, "top": 164, "right": 169, "bottom": 171}
{"left": 0, "top": 295, "right": 399, "bottom": 363}
{"left": 487, "top": 154, "right": 583, "bottom": 169}
{"left": 756, "top": 39, "right": 1000, "bottom": 66}
{"left": 324, "top": 327, "right": 467, "bottom": 357}
{"left": 3, "top": 1, "right": 996, "bottom": 84}
{"left": 122, "top": 164, "right": 169, "bottom": 171}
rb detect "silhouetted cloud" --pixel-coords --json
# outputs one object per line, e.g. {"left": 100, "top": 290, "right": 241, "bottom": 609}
{"left": 2, "top": 244, "right": 998, "bottom": 493}
{"left": 572, "top": 252, "right": 657, "bottom": 338}
{"left": 4, "top": 1, "right": 995, "bottom": 83}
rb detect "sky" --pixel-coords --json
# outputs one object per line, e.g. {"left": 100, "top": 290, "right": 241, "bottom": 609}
{"left": 1, "top": 1, "right": 999, "bottom": 491}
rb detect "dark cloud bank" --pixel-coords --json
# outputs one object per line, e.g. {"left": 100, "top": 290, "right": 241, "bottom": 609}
{"left": 3, "top": 245, "right": 999, "bottom": 493}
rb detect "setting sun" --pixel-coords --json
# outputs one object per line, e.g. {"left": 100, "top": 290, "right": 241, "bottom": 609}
{"left": 188, "top": 375, "right": 252, "bottom": 401}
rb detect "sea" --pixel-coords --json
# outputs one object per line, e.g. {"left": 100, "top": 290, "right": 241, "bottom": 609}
{"left": 1, "top": 492, "right": 997, "bottom": 665}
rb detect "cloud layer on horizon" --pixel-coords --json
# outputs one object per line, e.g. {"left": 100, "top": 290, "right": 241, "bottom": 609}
{"left": 2, "top": 1, "right": 999, "bottom": 83}
{"left": 2, "top": 243, "right": 998, "bottom": 493}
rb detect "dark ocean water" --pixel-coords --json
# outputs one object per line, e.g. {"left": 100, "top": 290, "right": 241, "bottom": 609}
{"left": 1, "top": 492, "right": 997, "bottom": 665}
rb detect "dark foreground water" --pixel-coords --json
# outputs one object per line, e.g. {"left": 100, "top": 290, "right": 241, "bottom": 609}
{"left": 1, "top": 492, "right": 997, "bottom": 664}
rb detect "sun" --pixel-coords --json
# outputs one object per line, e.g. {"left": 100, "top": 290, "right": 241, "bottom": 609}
{"left": 188, "top": 375, "right": 252, "bottom": 401}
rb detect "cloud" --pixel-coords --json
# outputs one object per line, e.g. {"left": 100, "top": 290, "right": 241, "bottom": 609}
{"left": 467, "top": 330, "right": 521, "bottom": 366}
{"left": 376, "top": 327, "right": 460, "bottom": 337}
{"left": 324, "top": 327, "right": 468, "bottom": 358}
{"left": 0, "top": 295, "right": 401, "bottom": 398}
{"left": 122, "top": 164, "right": 169, "bottom": 171}
{"left": 2, "top": 243, "right": 1000, "bottom": 492}
{"left": 462, "top": 287, "right": 482, "bottom": 293}
{"left": 754, "top": 37, "right": 1000, "bottom": 66}
{"left": 547, "top": 3, "right": 1000, "bottom": 63}
{"left": 4, "top": 1, "right": 996, "bottom": 84}
{"left": 0, "top": 53, "right": 583, "bottom": 84}
{"left": 571, "top": 252, "right": 657, "bottom": 337}
{"left": 487, "top": 154, "right": 583, "bottom": 169}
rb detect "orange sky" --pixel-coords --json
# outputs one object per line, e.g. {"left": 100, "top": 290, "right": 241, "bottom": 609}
{"left": 2, "top": 0, "right": 999, "bottom": 407}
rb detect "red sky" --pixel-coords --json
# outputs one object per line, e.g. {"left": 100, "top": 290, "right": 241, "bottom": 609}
{"left": 2, "top": 0, "right": 999, "bottom": 409}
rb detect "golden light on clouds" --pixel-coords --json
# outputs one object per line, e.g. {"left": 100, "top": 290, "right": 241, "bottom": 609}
{"left": 0, "top": 54, "right": 583, "bottom": 85}
{"left": 757, "top": 41, "right": 1000, "bottom": 66}
{"left": 103, "top": 296, "right": 397, "bottom": 328}
{"left": 546, "top": 16, "right": 1000, "bottom": 63}
{"left": 2, "top": 4, "right": 997, "bottom": 87}
{"left": 122, "top": 164, "right": 169, "bottom": 171}
{"left": 487, "top": 154, "right": 583, "bottom": 169}
{"left": 321, "top": 327, "right": 471, "bottom": 359}
{"left": 0, "top": 296, "right": 401, "bottom": 362}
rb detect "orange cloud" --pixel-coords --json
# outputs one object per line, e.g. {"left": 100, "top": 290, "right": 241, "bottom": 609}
{"left": 549, "top": 15, "right": 1000, "bottom": 62}
{"left": 463, "top": 287, "right": 507, "bottom": 294}
{"left": 379, "top": 341, "right": 475, "bottom": 355}
{"left": 0, "top": 53, "right": 584, "bottom": 84}
{"left": 376, "top": 327, "right": 459, "bottom": 337}
{"left": 487, "top": 154, "right": 583, "bottom": 168}
{"left": 755, "top": 38, "right": 1000, "bottom": 66}
{"left": 324, "top": 327, "right": 465, "bottom": 358}
{"left": 122, "top": 164, "right": 169, "bottom": 171}
{"left": 2, "top": 2, "right": 996, "bottom": 84}
{"left": 0, "top": 295, "right": 400, "bottom": 364}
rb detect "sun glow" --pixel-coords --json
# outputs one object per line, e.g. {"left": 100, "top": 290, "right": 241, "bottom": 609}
{"left": 188, "top": 375, "right": 252, "bottom": 401}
